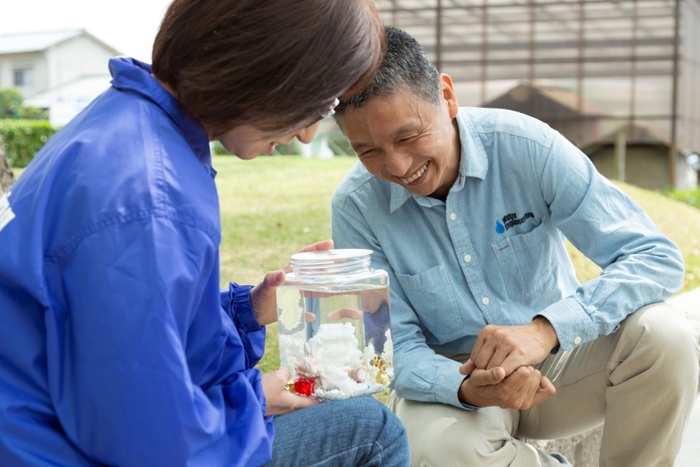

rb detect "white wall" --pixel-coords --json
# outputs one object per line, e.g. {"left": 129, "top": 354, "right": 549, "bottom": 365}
{"left": 0, "top": 51, "right": 47, "bottom": 99}
{"left": 44, "top": 35, "right": 117, "bottom": 89}
{"left": 24, "top": 75, "right": 112, "bottom": 126}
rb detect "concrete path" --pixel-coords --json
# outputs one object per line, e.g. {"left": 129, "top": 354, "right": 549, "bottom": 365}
{"left": 668, "top": 288, "right": 700, "bottom": 466}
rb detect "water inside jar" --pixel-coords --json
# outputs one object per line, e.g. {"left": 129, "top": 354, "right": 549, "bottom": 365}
{"left": 277, "top": 282, "right": 392, "bottom": 400}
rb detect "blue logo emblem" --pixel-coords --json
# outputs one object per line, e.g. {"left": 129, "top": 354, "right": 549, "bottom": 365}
{"left": 496, "top": 212, "right": 535, "bottom": 234}
{"left": 495, "top": 220, "right": 506, "bottom": 234}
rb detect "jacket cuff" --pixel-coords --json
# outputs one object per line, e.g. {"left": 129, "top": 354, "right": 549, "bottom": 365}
{"left": 224, "top": 282, "right": 262, "bottom": 333}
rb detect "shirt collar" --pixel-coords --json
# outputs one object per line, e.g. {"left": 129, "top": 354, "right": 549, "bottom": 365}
{"left": 389, "top": 108, "right": 489, "bottom": 213}
{"left": 108, "top": 57, "right": 213, "bottom": 174}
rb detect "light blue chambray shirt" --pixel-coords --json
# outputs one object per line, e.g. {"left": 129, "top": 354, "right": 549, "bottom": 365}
{"left": 331, "top": 107, "right": 684, "bottom": 409}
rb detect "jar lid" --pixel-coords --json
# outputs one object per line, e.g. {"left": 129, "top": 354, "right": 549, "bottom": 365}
{"left": 290, "top": 249, "right": 373, "bottom": 275}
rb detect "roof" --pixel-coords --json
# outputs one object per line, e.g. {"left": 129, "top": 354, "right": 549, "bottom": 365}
{"left": 484, "top": 83, "right": 607, "bottom": 117}
{"left": 595, "top": 121, "right": 672, "bottom": 146}
{"left": 581, "top": 120, "right": 690, "bottom": 156}
{"left": 0, "top": 29, "right": 119, "bottom": 55}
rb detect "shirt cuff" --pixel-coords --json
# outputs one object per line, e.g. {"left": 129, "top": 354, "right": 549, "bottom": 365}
{"left": 224, "top": 282, "right": 262, "bottom": 333}
{"left": 536, "top": 297, "right": 597, "bottom": 351}
{"left": 434, "top": 360, "right": 478, "bottom": 410}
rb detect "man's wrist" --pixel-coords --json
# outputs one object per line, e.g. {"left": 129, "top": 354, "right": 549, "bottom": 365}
{"left": 532, "top": 316, "right": 559, "bottom": 352}
{"left": 458, "top": 375, "right": 478, "bottom": 407}
{"left": 457, "top": 375, "right": 479, "bottom": 410}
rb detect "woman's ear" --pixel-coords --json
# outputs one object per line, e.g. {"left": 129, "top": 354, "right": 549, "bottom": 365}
{"left": 439, "top": 73, "right": 459, "bottom": 119}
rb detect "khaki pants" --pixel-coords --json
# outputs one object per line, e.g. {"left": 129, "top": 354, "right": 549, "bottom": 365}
{"left": 387, "top": 303, "right": 700, "bottom": 467}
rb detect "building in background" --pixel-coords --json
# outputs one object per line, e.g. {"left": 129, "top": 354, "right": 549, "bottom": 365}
{"left": 483, "top": 83, "right": 606, "bottom": 147}
{"left": 583, "top": 120, "right": 698, "bottom": 190}
{"left": 374, "top": 0, "right": 700, "bottom": 188}
{"left": 0, "top": 29, "right": 119, "bottom": 126}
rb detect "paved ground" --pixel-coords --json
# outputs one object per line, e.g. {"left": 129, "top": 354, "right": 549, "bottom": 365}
{"left": 668, "top": 288, "right": 700, "bottom": 466}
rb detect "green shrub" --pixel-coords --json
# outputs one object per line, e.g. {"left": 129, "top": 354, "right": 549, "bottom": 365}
{"left": 0, "top": 119, "right": 58, "bottom": 168}
{"left": 0, "top": 88, "right": 49, "bottom": 120}
{"left": 0, "top": 89, "right": 23, "bottom": 119}
{"left": 662, "top": 187, "right": 700, "bottom": 210}
{"left": 18, "top": 106, "right": 49, "bottom": 120}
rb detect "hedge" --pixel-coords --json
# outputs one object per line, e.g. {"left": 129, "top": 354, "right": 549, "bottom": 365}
{"left": 663, "top": 187, "right": 700, "bottom": 210}
{"left": 0, "top": 119, "right": 58, "bottom": 168}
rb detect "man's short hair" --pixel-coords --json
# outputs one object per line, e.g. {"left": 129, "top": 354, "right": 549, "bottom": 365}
{"left": 152, "top": 0, "right": 383, "bottom": 137}
{"left": 334, "top": 25, "right": 441, "bottom": 119}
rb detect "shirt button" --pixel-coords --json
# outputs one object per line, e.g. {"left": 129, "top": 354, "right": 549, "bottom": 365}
{"left": 481, "top": 297, "right": 490, "bottom": 305}
{"left": 463, "top": 254, "right": 472, "bottom": 263}
{"left": 450, "top": 212, "right": 456, "bottom": 221}
{"left": 574, "top": 336, "right": 582, "bottom": 345}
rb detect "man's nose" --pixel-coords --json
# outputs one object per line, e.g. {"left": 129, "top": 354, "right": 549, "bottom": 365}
{"left": 384, "top": 149, "right": 412, "bottom": 176}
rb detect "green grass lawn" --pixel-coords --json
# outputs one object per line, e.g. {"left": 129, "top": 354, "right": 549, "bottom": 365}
{"left": 12, "top": 156, "right": 700, "bottom": 374}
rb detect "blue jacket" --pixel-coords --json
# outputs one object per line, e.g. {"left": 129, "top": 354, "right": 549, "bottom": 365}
{"left": 0, "top": 58, "right": 273, "bottom": 466}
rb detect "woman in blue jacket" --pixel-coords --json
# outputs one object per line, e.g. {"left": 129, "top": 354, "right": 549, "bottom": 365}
{"left": 0, "top": 0, "right": 408, "bottom": 465}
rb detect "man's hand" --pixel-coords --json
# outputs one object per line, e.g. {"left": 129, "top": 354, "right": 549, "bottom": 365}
{"left": 262, "top": 367, "right": 319, "bottom": 416}
{"left": 250, "top": 240, "right": 334, "bottom": 326}
{"left": 469, "top": 317, "right": 559, "bottom": 377}
{"left": 458, "top": 365, "right": 556, "bottom": 410}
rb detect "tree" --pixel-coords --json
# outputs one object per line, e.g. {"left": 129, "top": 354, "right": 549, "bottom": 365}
{"left": 0, "top": 135, "right": 15, "bottom": 195}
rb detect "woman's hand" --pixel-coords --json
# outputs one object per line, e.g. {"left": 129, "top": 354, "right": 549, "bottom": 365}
{"left": 262, "top": 367, "right": 319, "bottom": 416}
{"left": 250, "top": 240, "right": 334, "bottom": 326}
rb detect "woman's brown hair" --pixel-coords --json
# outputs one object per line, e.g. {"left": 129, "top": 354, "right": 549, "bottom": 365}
{"left": 152, "top": 0, "right": 384, "bottom": 137}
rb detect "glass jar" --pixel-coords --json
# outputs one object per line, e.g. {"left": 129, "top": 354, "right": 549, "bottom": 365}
{"left": 276, "top": 249, "right": 392, "bottom": 401}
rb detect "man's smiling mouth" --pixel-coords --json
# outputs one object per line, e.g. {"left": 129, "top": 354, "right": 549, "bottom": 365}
{"left": 399, "top": 162, "right": 428, "bottom": 185}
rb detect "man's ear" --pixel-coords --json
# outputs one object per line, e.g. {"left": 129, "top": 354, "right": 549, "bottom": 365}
{"left": 439, "top": 73, "right": 459, "bottom": 119}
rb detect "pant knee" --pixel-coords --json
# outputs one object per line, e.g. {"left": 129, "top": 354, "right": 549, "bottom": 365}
{"left": 622, "top": 303, "right": 699, "bottom": 385}
{"left": 408, "top": 417, "right": 514, "bottom": 465}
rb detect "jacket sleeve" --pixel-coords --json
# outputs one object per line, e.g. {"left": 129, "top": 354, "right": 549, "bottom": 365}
{"left": 221, "top": 282, "right": 266, "bottom": 367}
{"left": 534, "top": 132, "right": 685, "bottom": 350}
{"left": 332, "top": 197, "right": 469, "bottom": 410}
{"left": 46, "top": 215, "right": 273, "bottom": 467}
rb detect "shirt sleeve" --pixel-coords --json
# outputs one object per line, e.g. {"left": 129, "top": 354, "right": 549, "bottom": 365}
{"left": 221, "top": 282, "right": 266, "bottom": 367}
{"left": 534, "top": 132, "right": 685, "bottom": 350}
{"left": 332, "top": 197, "right": 472, "bottom": 410}
{"left": 46, "top": 215, "right": 273, "bottom": 467}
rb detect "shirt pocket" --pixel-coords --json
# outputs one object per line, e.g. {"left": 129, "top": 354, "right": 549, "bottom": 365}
{"left": 395, "top": 264, "right": 463, "bottom": 336}
{"left": 491, "top": 217, "right": 555, "bottom": 300}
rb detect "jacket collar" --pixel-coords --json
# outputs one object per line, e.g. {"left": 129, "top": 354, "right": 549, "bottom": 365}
{"left": 109, "top": 57, "right": 213, "bottom": 173}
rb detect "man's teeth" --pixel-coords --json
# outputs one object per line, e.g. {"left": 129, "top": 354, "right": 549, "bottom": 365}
{"left": 400, "top": 162, "right": 428, "bottom": 184}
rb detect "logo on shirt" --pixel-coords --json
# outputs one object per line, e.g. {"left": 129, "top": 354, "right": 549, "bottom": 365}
{"left": 495, "top": 212, "right": 534, "bottom": 234}
{"left": 0, "top": 191, "right": 15, "bottom": 233}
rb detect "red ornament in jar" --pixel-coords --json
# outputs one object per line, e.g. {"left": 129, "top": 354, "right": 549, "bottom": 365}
{"left": 294, "top": 377, "right": 316, "bottom": 397}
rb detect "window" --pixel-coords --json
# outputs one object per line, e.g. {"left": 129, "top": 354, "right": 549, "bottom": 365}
{"left": 13, "top": 68, "right": 34, "bottom": 87}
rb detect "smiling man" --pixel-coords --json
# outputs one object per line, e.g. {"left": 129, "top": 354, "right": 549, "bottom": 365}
{"left": 331, "top": 26, "right": 699, "bottom": 467}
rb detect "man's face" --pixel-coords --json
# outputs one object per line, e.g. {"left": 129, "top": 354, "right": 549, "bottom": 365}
{"left": 339, "top": 76, "right": 460, "bottom": 199}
